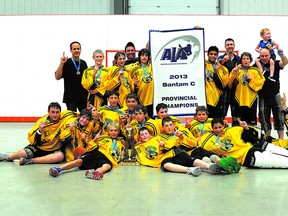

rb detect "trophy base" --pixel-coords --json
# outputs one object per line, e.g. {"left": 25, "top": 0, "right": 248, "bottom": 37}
{"left": 120, "top": 158, "right": 138, "bottom": 166}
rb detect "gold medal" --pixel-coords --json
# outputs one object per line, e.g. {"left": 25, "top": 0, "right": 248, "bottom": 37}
{"left": 76, "top": 71, "right": 80, "bottom": 75}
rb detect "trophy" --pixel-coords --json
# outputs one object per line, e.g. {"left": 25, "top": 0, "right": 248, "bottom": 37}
{"left": 126, "top": 125, "right": 133, "bottom": 138}
{"left": 127, "top": 149, "right": 132, "bottom": 161}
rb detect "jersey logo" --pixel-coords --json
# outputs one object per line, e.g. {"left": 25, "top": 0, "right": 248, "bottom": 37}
{"left": 240, "top": 73, "right": 249, "bottom": 85}
{"left": 145, "top": 146, "right": 158, "bottom": 160}
{"left": 206, "top": 69, "right": 214, "bottom": 82}
{"left": 216, "top": 138, "right": 233, "bottom": 151}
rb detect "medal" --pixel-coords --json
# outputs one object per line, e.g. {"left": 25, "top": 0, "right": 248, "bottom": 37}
{"left": 76, "top": 71, "right": 80, "bottom": 75}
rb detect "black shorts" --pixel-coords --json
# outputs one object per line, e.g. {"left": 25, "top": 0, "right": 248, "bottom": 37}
{"left": 79, "top": 148, "right": 112, "bottom": 171}
{"left": 235, "top": 102, "right": 257, "bottom": 126}
{"left": 24, "top": 145, "right": 62, "bottom": 158}
{"left": 161, "top": 152, "right": 197, "bottom": 171}
{"left": 243, "top": 147, "right": 264, "bottom": 167}
{"left": 190, "top": 147, "right": 215, "bottom": 159}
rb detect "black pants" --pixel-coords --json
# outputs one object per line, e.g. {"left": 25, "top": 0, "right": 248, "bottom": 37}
{"left": 66, "top": 102, "right": 87, "bottom": 112}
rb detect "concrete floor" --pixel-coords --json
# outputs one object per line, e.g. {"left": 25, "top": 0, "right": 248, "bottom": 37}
{"left": 1, "top": 123, "right": 288, "bottom": 216}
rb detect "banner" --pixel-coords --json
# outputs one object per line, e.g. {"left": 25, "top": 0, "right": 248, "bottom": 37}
{"left": 150, "top": 28, "right": 206, "bottom": 116}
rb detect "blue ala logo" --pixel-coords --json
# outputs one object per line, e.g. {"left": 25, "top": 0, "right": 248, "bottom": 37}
{"left": 154, "top": 35, "right": 201, "bottom": 64}
{"left": 161, "top": 44, "right": 192, "bottom": 62}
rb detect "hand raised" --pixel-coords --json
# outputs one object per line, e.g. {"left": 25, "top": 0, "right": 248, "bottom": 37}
{"left": 60, "top": 51, "right": 68, "bottom": 64}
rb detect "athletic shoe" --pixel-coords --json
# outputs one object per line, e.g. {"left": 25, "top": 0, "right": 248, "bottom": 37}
{"left": 219, "top": 158, "right": 233, "bottom": 174}
{"left": 49, "top": 167, "right": 62, "bottom": 177}
{"left": 268, "top": 76, "right": 276, "bottom": 82}
{"left": 19, "top": 157, "right": 33, "bottom": 166}
{"left": 226, "top": 156, "right": 241, "bottom": 173}
{"left": 85, "top": 169, "right": 104, "bottom": 180}
{"left": 187, "top": 167, "right": 201, "bottom": 177}
{"left": 207, "top": 163, "right": 221, "bottom": 174}
{"left": 0, "top": 153, "right": 10, "bottom": 162}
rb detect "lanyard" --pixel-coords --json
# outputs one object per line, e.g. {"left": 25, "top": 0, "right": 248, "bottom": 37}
{"left": 141, "top": 65, "right": 148, "bottom": 77}
{"left": 212, "top": 62, "right": 216, "bottom": 72}
{"left": 71, "top": 58, "right": 81, "bottom": 74}
{"left": 243, "top": 66, "right": 247, "bottom": 72}
{"left": 215, "top": 136, "right": 220, "bottom": 145}
{"left": 138, "top": 122, "right": 145, "bottom": 129}
{"left": 127, "top": 110, "right": 134, "bottom": 120}
{"left": 112, "top": 138, "right": 117, "bottom": 151}
{"left": 96, "top": 66, "right": 103, "bottom": 79}
{"left": 199, "top": 123, "right": 204, "bottom": 134}
{"left": 118, "top": 66, "right": 124, "bottom": 78}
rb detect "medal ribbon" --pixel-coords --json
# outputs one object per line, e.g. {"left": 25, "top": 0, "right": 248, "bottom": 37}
{"left": 71, "top": 58, "right": 81, "bottom": 73}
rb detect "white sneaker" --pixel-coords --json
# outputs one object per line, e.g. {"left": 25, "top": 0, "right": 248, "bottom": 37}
{"left": 207, "top": 163, "right": 221, "bottom": 174}
{"left": 187, "top": 167, "right": 201, "bottom": 177}
{"left": 85, "top": 169, "right": 104, "bottom": 180}
{"left": 0, "top": 153, "right": 10, "bottom": 162}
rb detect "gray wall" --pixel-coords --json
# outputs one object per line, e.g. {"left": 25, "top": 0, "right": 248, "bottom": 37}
{"left": 129, "top": 0, "right": 288, "bottom": 15}
{"left": 1, "top": 0, "right": 288, "bottom": 15}
{"left": 0, "top": 0, "right": 114, "bottom": 14}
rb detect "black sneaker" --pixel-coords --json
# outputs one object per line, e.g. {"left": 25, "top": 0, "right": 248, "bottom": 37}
{"left": 268, "top": 76, "right": 276, "bottom": 82}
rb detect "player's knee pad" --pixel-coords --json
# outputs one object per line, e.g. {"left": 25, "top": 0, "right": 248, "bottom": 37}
{"left": 23, "top": 148, "right": 34, "bottom": 158}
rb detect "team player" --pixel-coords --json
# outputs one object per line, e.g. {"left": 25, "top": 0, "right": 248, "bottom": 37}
{"left": 185, "top": 105, "right": 213, "bottom": 138}
{"left": 155, "top": 103, "right": 185, "bottom": 131}
{"left": 120, "top": 93, "right": 138, "bottom": 122}
{"left": 81, "top": 49, "right": 109, "bottom": 109}
{"left": 106, "top": 52, "right": 134, "bottom": 108}
{"left": 49, "top": 122, "right": 125, "bottom": 180}
{"left": 161, "top": 116, "right": 240, "bottom": 173}
{"left": 135, "top": 127, "right": 222, "bottom": 177}
{"left": 0, "top": 102, "right": 77, "bottom": 165}
{"left": 229, "top": 52, "right": 265, "bottom": 126}
{"left": 98, "top": 90, "right": 126, "bottom": 135}
{"left": 198, "top": 118, "right": 288, "bottom": 168}
{"left": 205, "top": 46, "right": 229, "bottom": 118}
{"left": 125, "top": 104, "right": 159, "bottom": 143}
{"left": 61, "top": 109, "right": 95, "bottom": 162}
{"left": 130, "top": 48, "right": 154, "bottom": 117}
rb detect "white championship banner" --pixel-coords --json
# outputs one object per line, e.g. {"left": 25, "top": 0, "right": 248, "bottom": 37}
{"left": 150, "top": 28, "right": 206, "bottom": 116}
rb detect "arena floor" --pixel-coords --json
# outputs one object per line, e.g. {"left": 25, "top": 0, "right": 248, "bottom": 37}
{"left": 1, "top": 123, "right": 288, "bottom": 216}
